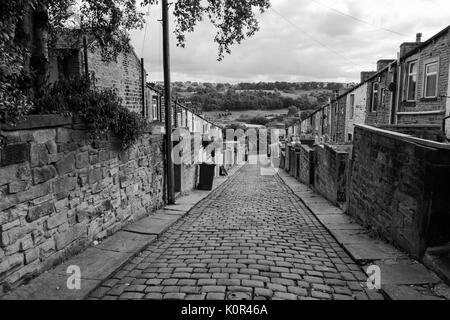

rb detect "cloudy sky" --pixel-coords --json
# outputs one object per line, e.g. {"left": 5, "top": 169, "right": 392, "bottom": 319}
{"left": 130, "top": 0, "right": 450, "bottom": 84}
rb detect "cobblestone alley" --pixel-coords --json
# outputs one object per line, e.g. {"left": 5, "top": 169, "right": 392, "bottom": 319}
{"left": 88, "top": 165, "right": 383, "bottom": 300}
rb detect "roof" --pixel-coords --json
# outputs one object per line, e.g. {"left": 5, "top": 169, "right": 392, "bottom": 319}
{"left": 295, "top": 25, "right": 450, "bottom": 129}
{"left": 297, "top": 60, "right": 397, "bottom": 124}
{"left": 401, "top": 25, "right": 450, "bottom": 61}
{"left": 146, "top": 84, "right": 222, "bottom": 129}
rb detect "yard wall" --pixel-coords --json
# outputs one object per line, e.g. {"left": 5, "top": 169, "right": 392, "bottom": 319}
{"left": 314, "top": 144, "right": 350, "bottom": 205}
{"left": 298, "top": 145, "right": 315, "bottom": 186}
{"left": 0, "top": 115, "right": 165, "bottom": 293}
{"left": 348, "top": 125, "right": 450, "bottom": 258}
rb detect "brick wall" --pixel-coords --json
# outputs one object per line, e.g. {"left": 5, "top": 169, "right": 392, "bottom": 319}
{"left": 0, "top": 115, "right": 165, "bottom": 293}
{"left": 345, "top": 83, "right": 368, "bottom": 142}
{"left": 330, "top": 97, "right": 347, "bottom": 143}
{"left": 348, "top": 125, "right": 450, "bottom": 258}
{"left": 86, "top": 49, "right": 145, "bottom": 115}
{"left": 365, "top": 65, "right": 396, "bottom": 127}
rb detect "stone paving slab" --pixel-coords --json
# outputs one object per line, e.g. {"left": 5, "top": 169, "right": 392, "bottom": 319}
{"left": 382, "top": 284, "right": 443, "bottom": 300}
{"left": 345, "top": 243, "right": 404, "bottom": 261}
{"left": 50, "top": 248, "right": 135, "bottom": 280}
{"left": 1, "top": 273, "right": 101, "bottom": 300}
{"left": 154, "top": 209, "right": 186, "bottom": 216}
{"left": 175, "top": 193, "right": 209, "bottom": 205}
{"left": 315, "top": 214, "right": 355, "bottom": 226}
{"left": 96, "top": 231, "right": 157, "bottom": 254}
{"left": 123, "top": 216, "right": 179, "bottom": 236}
{"left": 379, "top": 263, "right": 441, "bottom": 285}
{"left": 164, "top": 203, "right": 195, "bottom": 213}
{"left": 307, "top": 202, "right": 344, "bottom": 212}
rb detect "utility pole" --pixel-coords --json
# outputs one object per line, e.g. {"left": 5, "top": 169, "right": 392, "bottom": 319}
{"left": 83, "top": 36, "right": 89, "bottom": 82}
{"left": 162, "top": 0, "right": 175, "bottom": 204}
{"left": 141, "top": 58, "right": 146, "bottom": 118}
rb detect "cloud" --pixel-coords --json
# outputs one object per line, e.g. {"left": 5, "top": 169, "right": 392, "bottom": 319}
{"left": 130, "top": 0, "right": 450, "bottom": 83}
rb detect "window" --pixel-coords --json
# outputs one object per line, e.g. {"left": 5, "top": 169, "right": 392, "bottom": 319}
{"left": 381, "top": 88, "right": 387, "bottom": 105}
{"left": 348, "top": 134, "right": 353, "bottom": 142}
{"left": 152, "top": 96, "right": 158, "bottom": 121}
{"left": 349, "top": 94, "right": 355, "bottom": 119}
{"left": 406, "top": 61, "right": 417, "bottom": 101}
{"left": 371, "top": 82, "right": 379, "bottom": 112}
{"left": 424, "top": 62, "right": 438, "bottom": 98}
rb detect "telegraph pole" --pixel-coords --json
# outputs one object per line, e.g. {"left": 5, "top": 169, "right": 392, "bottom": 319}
{"left": 162, "top": 0, "right": 175, "bottom": 204}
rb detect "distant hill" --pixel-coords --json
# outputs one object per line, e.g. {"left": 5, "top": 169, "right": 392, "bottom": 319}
{"left": 151, "top": 81, "right": 356, "bottom": 112}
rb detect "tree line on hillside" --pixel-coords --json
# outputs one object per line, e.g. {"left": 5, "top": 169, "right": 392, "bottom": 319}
{"left": 235, "top": 82, "right": 346, "bottom": 91}
{"left": 186, "top": 89, "right": 318, "bottom": 112}
{"left": 170, "top": 81, "right": 348, "bottom": 93}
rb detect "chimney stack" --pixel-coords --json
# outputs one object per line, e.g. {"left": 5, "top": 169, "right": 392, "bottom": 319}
{"left": 416, "top": 33, "right": 422, "bottom": 43}
{"left": 361, "top": 71, "right": 376, "bottom": 83}
{"left": 400, "top": 33, "right": 423, "bottom": 58}
{"left": 377, "top": 59, "right": 396, "bottom": 71}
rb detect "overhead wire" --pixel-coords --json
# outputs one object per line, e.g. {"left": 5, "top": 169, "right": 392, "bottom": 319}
{"left": 309, "top": 0, "right": 408, "bottom": 37}
{"left": 270, "top": 7, "right": 364, "bottom": 68}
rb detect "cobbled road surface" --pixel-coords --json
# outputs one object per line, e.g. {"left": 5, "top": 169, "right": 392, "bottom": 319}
{"left": 88, "top": 165, "right": 384, "bottom": 300}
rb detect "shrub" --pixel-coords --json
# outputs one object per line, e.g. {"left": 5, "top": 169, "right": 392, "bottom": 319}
{"left": 32, "top": 77, "right": 148, "bottom": 149}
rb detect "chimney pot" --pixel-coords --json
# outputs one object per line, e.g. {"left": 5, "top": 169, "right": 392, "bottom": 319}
{"left": 416, "top": 33, "right": 422, "bottom": 43}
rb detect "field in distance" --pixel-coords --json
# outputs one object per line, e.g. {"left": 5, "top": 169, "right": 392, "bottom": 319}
{"left": 202, "top": 109, "right": 290, "bottom": 121}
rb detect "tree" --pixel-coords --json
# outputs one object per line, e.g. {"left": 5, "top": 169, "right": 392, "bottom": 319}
{"left": 300, "top": 111, "right": 311, "bottom": 121}
{"left": 0, "top": 0, "right": 271, "bottom": 121}
{"left": 288, "top": 106, "right": 298, "bottom": 116}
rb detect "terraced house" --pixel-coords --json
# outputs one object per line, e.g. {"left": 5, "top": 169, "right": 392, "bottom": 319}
{"left": 282, "top": 25, "right": 450, "bottom": 272}
{"left": 296, "top": 25, "right": 450, "bottom": 143}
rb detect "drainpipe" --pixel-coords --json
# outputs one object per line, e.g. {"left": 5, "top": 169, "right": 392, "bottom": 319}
{"left": 442, "top": 95, "right": 450, "bottom": 137}
{"left": 443, "top": 114, "right": 450, "bottom": 136}
{"left": 83, "top": 36, "right": 89, "bottom": 83}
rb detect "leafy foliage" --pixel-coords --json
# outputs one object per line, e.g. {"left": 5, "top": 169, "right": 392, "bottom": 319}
{"left": 237, "top": 115, "right": 270, "bottom": 126}
{"left": 143, "top": 0, "right": 271, "bottom": 60}
{"left": 33, "top": 77, "right": 148, "bottom": 149}
{"left": 1, "top": 0, "right": 271, "bottom": 123}
{"left": 0, "top": 0, "right": 145, "bottom": 109}
{"left": 187, "top": 88, "right": 317, "bottom": 112}
{"left": 287, "top": 106, "right": 298, "bottom": 116}
{"left": 0, "top": 1, "right": 34, "bottom": 123}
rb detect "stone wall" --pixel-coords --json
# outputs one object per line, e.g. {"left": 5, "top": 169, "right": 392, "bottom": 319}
{"left": 298, "top": 145, "right": 315, "bottom": 186}
{"left": 284, "top": 142, "right": 350, "bottom": 206}
{"left": 0, "top": 115, "right": 165, "bottom": 293}
{"left": 313, "top": 144, "right": 350, "bottom": 205}
{"left": 379, "top": 124, "right": 445, "bottom": 142}
{"left": 348, "top": 124, "right": 450, "bottom": 258}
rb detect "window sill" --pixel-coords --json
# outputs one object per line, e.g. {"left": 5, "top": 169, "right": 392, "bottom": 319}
{"left": 420, "top": 97, "right": 439, "bottom": 102}
{"left": 401, "top": 101, "right": 417, "bottom": 107}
